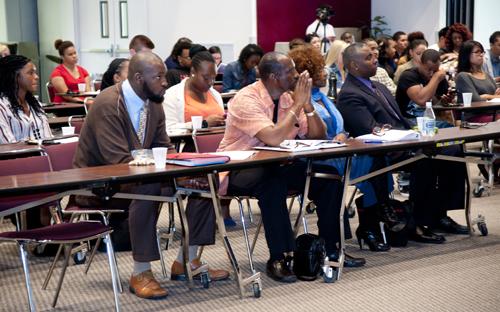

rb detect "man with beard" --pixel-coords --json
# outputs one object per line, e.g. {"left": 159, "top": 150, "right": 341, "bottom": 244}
{"left": 218, "top": 52, "right": 353, "bottom": 283}
{"left": 74, "top": 52, "right": 188, "bottom": 300}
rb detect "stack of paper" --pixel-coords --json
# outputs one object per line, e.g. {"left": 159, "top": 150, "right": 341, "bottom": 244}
{"left": 356, "top": 129, "right": 420, "bottom": 142}
{"left": 254, "top": 140, "right": 345, "bottom": 152}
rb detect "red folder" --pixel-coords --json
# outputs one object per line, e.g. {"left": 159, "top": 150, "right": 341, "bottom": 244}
{"left": 166, "top": 153, "right": 230, "bottom": 167}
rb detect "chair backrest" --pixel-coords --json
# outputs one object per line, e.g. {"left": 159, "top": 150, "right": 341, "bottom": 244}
{"left": 46, "top": 82, "right": 56, "bottom": 103}
{"left": 192, "top": 130, "right": 225, "bottom": 153}
{"left": 92, "top": 79, "right": 102, "bottom": 91}
{"left": 68, "top": 115, "right": 86, "bottom": 134}
{"left": 43, "top": 141, "right": 79, "bottom": 171}
{"left": 0, "top": 155, "right": 52, "bottom": 176}
{"left": 0, "top": 155, "right": 53, "bottom": 214}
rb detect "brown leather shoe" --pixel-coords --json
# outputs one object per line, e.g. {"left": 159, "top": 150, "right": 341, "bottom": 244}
{"left": 171, "top": 259, "right": 230, "bottom": 281}
{"left": 129, "top": 270, "right": 168, "bottom": 300}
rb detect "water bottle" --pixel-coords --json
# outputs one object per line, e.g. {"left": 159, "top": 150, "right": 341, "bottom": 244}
{"left": 327, "top": 70, "right": 337, "bottom": 102}
{"left": 422, "top": 102, "right": 436, "bottom": 137}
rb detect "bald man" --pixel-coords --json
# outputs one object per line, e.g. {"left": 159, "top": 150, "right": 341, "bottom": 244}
{"left": 74, "top": 52, "right": 172, "bottom": 299}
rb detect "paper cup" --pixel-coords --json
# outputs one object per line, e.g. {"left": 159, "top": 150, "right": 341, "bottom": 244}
{"left": 191, "top": 116, "right": 203, "bottom": 130}
{"left": 462, "top": 92, "right": 472, "bottom": 107}
{"left": 416, "top": 117, "right": 424, "bottom": 132}
{"left": 61, "top": 126, "right": 75, "bottom": 136}
{"left": 152, "top": 147, "right": 168, "bottom": 169}
{"left": 78, "top": 83, "right": 86, "bottom": 93}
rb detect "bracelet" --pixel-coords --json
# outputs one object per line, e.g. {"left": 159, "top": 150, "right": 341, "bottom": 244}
{"left": 305, "top": 109, "right": 316, "bottom": 117}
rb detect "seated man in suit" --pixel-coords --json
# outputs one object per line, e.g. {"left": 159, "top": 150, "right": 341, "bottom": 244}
{"left": 337, "top": 43, "right": 468, "bottom": 244}
{"left": 218, "top": 52, "right": 364, "bottom": 283}
{"left": 395, "top": 49, "right": 454, "bottom": 127}
{"left": 74, "top": 52, "right": 227, "bottom": 301}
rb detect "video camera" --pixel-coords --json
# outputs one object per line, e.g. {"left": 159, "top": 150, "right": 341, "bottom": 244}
{"left": 316, "top": 4, "right": 335, "bottom": 24}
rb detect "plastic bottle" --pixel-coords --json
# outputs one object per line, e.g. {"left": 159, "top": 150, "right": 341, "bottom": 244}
{"left": 327, "top": 70, "right": 337, "bottom": 102}
{"left": 422, "top": 101, "right": 436, "bottom": 137}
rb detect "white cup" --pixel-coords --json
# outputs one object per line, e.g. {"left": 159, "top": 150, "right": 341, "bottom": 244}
{"left": 462, "top": 92, "right": 473, "bottom": 107}
{"left": 78, "top": 83, "right": 86, "bottom": 93}
{"left": 191, "top": 116, "right": 203, "bottom": 130}
{"left": 152, "top": 147, "right": 168, "bottom": 169}
{"left": 416, "top": 117, "right": 424, "bottom": 132}
{"left": 61, "top": 126, "right": 75, "bottom": 136}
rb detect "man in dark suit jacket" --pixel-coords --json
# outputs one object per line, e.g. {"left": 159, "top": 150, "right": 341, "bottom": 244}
{"left": 337, "top": 43, "right": 468, "bottom": 245}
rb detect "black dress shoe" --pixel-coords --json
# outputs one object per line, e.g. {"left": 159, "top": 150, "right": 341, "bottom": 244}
{"left": 434, "top": 216, "right": 469, "bottom": 235}
{"left": 410, "top": 226, "right": 446, "bottom": 244}
{"left": 328, "top": 251, "right": 366, "bottom": 268}
{"left": 266, "top": 258, "right": 297, "bottom": 283}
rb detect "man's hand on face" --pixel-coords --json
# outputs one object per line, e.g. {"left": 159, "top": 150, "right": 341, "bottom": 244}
{"left": 434, "top": 69, "right": 448, "bottom": 81}
{"left": 292, "top": 70, "right": 313, "bottom": 110}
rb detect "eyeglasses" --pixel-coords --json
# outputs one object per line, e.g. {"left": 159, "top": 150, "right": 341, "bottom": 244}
{"left": 372, "top": 124, "right": 392, "bottom": 136}
{"left": 472, "top": 50, "right": 485, "bottom": 55}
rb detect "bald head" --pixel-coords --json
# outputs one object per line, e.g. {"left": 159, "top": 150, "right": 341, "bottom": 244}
{"left": 258, "top": 52, "right": 289, "bottom": 81}
{"left": 127, "top": 51, "right": 168, "bottom": 102}
{"left": 128, "top": 51, "right": 164, "bottom": 80}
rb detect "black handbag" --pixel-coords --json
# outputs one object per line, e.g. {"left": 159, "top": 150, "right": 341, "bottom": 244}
{"left": 384, "top": 199, "right": 415, "bottom": 247}
{"left": 293, "top": 233, "right": 326, "bottom": 281}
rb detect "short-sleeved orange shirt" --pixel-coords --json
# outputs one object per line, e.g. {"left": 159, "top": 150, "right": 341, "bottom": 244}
{"left": 184, "top": 90, "right": 224, "bottom": 122}
{"left": 217, "top": 80, "right": 308, "bottom": 194}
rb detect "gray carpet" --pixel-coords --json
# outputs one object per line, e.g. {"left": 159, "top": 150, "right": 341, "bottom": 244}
{"left": 1, "top": 170, "right": 500, "bottom": 312}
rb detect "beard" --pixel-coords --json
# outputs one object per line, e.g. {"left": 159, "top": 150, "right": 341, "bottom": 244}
{"left": 143, "top": 82, "right": 165, "bottom": 103}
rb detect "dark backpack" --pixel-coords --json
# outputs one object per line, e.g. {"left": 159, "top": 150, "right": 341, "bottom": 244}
{"left": 384, "top": 199, "right": 415, "bottom": 247}
{"left": 293, "top": 233, "right": 326, "bottom": 281}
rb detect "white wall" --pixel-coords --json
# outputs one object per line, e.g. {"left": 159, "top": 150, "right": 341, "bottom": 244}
{"left": 0, "top": 0, "right": 7, "bottom": 41}
{"left": 371, "top": 0, "right": 446, "bottom": 45}
{"left": 146, "top": 0, "right": 255, "bottom": 62}
{"left": 37, "top": 0, "right": 77, "bottom": 102}
{"left": 474, "top": 0, "right": 500, "bottom": 47}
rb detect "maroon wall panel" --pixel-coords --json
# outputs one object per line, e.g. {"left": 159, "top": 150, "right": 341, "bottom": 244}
{"left": 256, "top": 0, "right": 371, "bottom": 52}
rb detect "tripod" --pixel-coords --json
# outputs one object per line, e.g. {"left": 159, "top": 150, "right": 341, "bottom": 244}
{"left": 313, "top": 20, "right": 330, "bottom": 54}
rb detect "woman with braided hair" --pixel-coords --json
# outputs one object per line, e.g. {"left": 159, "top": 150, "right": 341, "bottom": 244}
{"left": 0, "top": 55, "right": 52, "bottom": 144}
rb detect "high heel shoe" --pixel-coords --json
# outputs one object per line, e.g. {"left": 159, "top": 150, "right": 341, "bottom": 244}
{"left": 355, "top": 228, "right": 391, "bottom": 252}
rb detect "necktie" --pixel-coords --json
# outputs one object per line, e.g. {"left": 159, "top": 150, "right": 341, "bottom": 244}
{"left": 137, "top": 101, "right": 149, "bottom": 145}
{"left": 372, "top": 84, "right": 401, "bottom": 121}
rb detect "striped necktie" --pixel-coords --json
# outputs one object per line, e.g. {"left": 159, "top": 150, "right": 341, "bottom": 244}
{"left": 372, "top": 84, "right": 401, "bottom": 121}
{"left": 137, "top": 101, "right": 149, "bottom": 145}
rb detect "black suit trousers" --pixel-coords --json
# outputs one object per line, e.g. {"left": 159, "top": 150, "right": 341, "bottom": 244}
{"left": 227, "top": 161, "right": 343, "bottom": 255}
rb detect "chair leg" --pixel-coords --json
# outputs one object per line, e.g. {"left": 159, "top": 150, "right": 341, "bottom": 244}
{"left": 84, "top": 237, "right": 101, "bottom": 274}
{"left": 19, "top": 242, "right": 36, "bottom": 312}
{"left": 237, "top": 198, "right": 256, "bottom": 273}
{"left": 104, "top": 234, "right": 121, "bottom": 312}
{"left": 250, "top": 219, "right": 263, "bottom": 256}
{"left": 107, "top": 235, "right": 123, "bottom": 293}
{"left": 156, "top": 228, "right": 168, "bottom": 278}
{"left": 246, "top": 198, "right": 253, "bottom": 224}
{"left": 51, "top": 244, "right": 72, "bottom": 308}
{"left": 42, "top": 244, "right": 64, "bottom": 290}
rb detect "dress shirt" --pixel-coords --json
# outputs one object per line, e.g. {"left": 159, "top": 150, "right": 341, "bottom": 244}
{"left": 121, "top": 79, "right": 145, "bottom": 132}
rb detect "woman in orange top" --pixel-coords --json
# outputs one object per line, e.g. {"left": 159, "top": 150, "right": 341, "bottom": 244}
{"left": 163, "top": 50, "right": 225, "bottom": 130}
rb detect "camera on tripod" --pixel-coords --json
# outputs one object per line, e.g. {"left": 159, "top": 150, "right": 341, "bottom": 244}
{"left": 316, "top": 4, "right": 335, "bottom": 24}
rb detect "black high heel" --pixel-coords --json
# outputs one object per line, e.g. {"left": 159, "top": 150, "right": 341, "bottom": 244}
{"left": 356, "top": 228, "right": 391, "bottom": 252}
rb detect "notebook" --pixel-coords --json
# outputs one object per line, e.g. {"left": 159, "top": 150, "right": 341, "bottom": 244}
{"left": 166, "top": 152, "right": 230, "bottom": 167}
{"left": 254, "top": 140, "right": 346, "bottom": 152}
{"left": 356, "top": 130, "right": 420, "bottom": 142}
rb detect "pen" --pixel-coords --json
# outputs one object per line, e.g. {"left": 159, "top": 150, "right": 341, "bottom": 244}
{"left": 364, "top": 140, "right": 385, "bottom": 144}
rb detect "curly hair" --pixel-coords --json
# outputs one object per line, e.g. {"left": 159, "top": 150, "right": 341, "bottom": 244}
{"left": 0, "top": 55, "right": 44, "bottom": 118}
{"left": 445, "top": 23, "right": 472, "bottom": 52}
{"left": 288, "top": 44, "right": 325, "bottom": 83}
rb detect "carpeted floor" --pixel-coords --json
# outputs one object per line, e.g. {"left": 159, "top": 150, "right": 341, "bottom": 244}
{"left": 1, "top": 169, "right": 499, "bottom": 312}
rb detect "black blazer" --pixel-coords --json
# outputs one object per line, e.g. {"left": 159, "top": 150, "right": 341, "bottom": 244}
{"left": 337, "top": 74, "right": 411, "bottom": 138}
